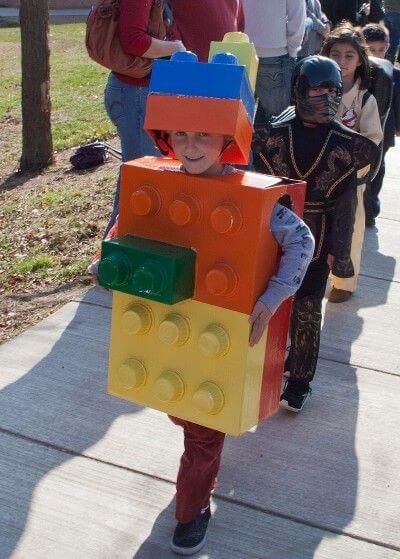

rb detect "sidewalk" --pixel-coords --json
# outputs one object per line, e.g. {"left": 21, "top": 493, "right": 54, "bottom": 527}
{"left": 0, "top": 141, "right": 399, "bottom": 559}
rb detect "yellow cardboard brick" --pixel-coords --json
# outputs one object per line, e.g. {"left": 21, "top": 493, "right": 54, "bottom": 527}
{"left": 108, "top": 292, "right": 269, "bottom": 435}
{"left": 209, "top": 32, "right": 259, "bottom": 92}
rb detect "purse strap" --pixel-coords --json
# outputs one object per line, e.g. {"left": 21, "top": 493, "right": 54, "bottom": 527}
{"left": 148, "top": 0, "right": 166, "bottom": 39}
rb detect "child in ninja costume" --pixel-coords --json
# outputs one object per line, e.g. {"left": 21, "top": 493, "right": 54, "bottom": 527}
{"left": 252, "top": 55, "right": 379, "bottom": 412}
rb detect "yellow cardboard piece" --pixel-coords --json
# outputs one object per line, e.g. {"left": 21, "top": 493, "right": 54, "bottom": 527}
{"left": 209, "top": 32, "right": 259, "bottom": 92}
{"left": 108, "top": 292, "right": 268, "bottom": 435}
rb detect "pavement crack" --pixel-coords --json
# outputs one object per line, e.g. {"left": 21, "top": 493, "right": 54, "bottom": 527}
{"left": 1, "top": 426, "right": 399, "bottom": 552}
{"left": 213, "top": 493, "right": 400, "bottom": 553}
{"left": 72, "top": 298, "right": 112, "bottom": 310}
{"left": 358, "top": 272, "right": 400, "bottom": 285}
{"left": 318, "top": 355, "right": 400, "bottom": 378}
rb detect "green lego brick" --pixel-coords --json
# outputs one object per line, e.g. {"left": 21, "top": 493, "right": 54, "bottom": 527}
{"left": 98, "top": 235, "right": 196, "bottom": 304}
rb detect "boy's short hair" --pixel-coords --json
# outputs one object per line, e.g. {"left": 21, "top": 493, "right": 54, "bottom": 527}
{"left": 362, "top": 24, "right": 390, "bottom": 44}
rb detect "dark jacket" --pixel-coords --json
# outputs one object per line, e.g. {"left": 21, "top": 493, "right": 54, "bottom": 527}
{"left": 252, "top": 114, "right": 380, "bottom": 278}
{"left": 384, "top": 66, "right": 400, "bottom": 151}
{"left": 321, "top": 0, "right": 384, "bottom": 26}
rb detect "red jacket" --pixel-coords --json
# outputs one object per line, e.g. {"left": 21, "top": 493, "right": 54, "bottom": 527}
{"left": 116, "top": 0, "right": 245, "bottom": 86}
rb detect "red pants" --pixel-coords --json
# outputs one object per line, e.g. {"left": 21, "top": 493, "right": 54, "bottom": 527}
{"left": 169, "top": 416, "right": 226, "bottom": 524}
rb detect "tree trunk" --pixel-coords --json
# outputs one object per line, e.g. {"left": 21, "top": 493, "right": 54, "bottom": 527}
{"left": 19, "top": 0, "right": 54, "bottom": 172}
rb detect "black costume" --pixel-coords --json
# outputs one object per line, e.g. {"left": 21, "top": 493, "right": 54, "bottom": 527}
{"left": 320, "top": 0, "right": 385, "bottom": 27}
{"left": 253, "top": 57, "right": 379, "bottom": 387}
{"left": 365, "top": 58, "right": 399, "bottom": 222}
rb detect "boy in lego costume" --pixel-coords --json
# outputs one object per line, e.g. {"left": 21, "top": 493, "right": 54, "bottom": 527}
{"left": 253, "top": 56, "right": 379, "bottom": 413}
{"left": 97, "top": 48, "right": 314, "bottom": 555}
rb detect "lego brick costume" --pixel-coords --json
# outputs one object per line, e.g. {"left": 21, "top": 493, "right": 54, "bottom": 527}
{"left": 253, "top": 56, "right": 379, "bottom": 385}
{"left": 97, "top": 38, "right": 314, "bottom": 530}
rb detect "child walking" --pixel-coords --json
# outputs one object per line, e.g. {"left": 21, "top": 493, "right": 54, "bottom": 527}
{"left": 253, "top": 55, "right": 380, "bottom": 412}
{"left": 320, "top": 23, "right": 383, "bottom": 303}
{"left": 91, "top": 127, "right": 314, "bottom": 555}
{"left": 90, "top": 47, "right": 315, "bottom": 554}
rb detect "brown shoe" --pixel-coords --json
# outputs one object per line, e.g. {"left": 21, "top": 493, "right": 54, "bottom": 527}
{"left": 328, "top": 287, "right": 352, "bottom": 303}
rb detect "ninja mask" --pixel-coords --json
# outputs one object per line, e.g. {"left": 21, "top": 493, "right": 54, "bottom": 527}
{"left": 293, "top": 56, "right": 343, "bottom": 125}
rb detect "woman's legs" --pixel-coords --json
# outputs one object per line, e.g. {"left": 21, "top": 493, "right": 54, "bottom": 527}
{"left": 103, "top": 74, "right": 159, "bottom": 237}
{"left": 254, "top": 54, "right": 296, "bottom": 124}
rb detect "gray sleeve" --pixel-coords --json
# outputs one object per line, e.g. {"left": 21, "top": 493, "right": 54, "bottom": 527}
{"left": 311, "top": 0, "right": 330, "bottom": 34}
{"left": 287, "top": 0, "right": 307, "bottom": 57}
{"left": 259, "top": 203, "right": 315, "bottom": 315}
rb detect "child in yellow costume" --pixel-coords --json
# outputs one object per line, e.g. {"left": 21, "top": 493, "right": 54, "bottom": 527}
{"left": 90, "top": 50, "right": 315, "bottom": 555}
{"left": 90, "top": 130, "right": 314, "bottom": 555}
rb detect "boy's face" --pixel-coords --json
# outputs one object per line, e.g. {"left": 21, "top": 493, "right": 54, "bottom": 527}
{"left": 308, "top": 86, "right": 338, "bottom": 97}
{"left": 297, "top": 86, "right": 340, "bottom": 124}
{"left": 367, "top": 40, "right": 389, "bottom": 59}
{"left": 169, "top": 131, "right": 225, "bottom": 175}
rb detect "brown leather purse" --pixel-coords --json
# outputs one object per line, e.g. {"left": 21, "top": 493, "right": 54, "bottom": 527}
{"left": 86, "top": 0, "right": 165, "bottom": 79}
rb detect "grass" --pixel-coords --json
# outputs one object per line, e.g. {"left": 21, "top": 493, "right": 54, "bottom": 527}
{"left": 0, "top": 22, "right": 115, "bottom": 152}
{"left": 13, "top": 254, "right": 55, "bottom": 274}
{"left": 31, "top": 188, "right": 82, "bottom": 206}
{"left": 1, "top": 202, "right": 18, "bottom": 214}
{"left": 0, "top": 21, "right": 120, "bottom": 342}
{"left": 0, "top": 160, "right": 115, "bottom": 292}
{"left": 58, "top": 257, "right": 91, "bottom": 279}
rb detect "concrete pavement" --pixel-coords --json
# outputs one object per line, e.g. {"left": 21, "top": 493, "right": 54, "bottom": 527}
{"left": 0, "top": 140, "right": 399, "bottom": 558}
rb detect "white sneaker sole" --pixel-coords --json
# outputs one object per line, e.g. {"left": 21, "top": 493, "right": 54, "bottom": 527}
{"left": 279, "top": 399, "right": 301, "bottom": 413}
{"left": 170, "top": 534, "right": 207, "bottom": 556}
{"left": 280, "top": 390, "right": 311, "bottom": 413}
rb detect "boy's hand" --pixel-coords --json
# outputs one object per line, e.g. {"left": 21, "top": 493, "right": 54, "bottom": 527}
{"left": 87, "top": 258, "right": 100, "bottom": 285}
{"left": 360, "top": 2, "right": 370, "bottom": 16}
{"left": 171, "top": 40, "right": 186, "bottom": 53}
{"left": 248, "top": 300, "right": 273, "bottom": 347}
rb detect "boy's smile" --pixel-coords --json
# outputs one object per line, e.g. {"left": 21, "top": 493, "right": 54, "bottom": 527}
{"left": 184, "top": 155, "right": 205, "bottom": 162}
{"left": 170, "top": 131, "right": 226, "bottom": 175}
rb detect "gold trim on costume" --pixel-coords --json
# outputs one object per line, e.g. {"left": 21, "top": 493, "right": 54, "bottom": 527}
{"left": 288, "top": 126, "right": 333, "bottom": 179}
{"left": 311, "top": 213, "right": 326, "bottom": 263}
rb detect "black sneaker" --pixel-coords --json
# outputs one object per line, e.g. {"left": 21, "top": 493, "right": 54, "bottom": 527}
{"left": 170, "top": 506, "right": 211, "bottom": 556}
{"left": 283, "top": 353, "right": 291, "bottom": 378}
{"left": 280, "top": 380, "right": 312, "bottom": 412}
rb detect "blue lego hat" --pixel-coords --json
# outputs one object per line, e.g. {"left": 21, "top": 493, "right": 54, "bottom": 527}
{"left": 144, "top": 51, "right": 255, "bottom": 165}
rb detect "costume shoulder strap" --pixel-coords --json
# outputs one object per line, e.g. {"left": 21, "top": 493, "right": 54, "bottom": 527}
{"left": 270, "top": 106, "right": 296, "bottom": 127}
{"left": 361, "top": 91, "right": 372, "bottom": 109}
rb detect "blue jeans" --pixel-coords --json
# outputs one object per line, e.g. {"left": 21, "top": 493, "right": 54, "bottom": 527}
{"left": 254, "top": 54, "right": 297, "bottom": 124}
{"left": 103, "top": 73, "right": 159, "bottom": 236}
{"left": 385, "top": 11, "right": 400, "bottom": 62}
